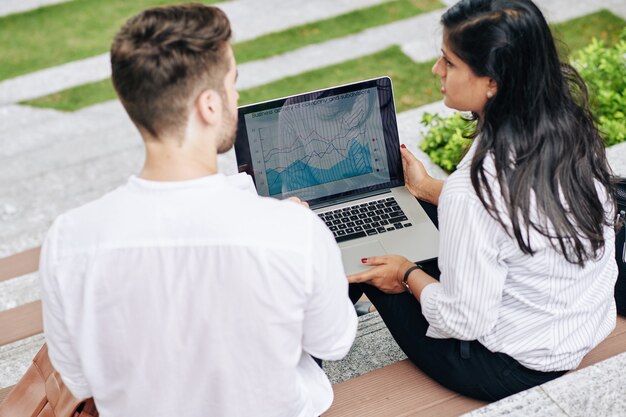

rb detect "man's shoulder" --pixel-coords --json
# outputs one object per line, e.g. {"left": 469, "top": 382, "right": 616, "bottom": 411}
{"left": 48, "top": 182, "right": 132, "bottom": 247}
{"left": 59, "top": 183, "right": 129, "bottom": 225}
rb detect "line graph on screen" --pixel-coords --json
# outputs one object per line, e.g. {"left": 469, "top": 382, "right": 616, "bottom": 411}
{"left": 245, "top": 86, "right": 387, "bottom": 198}
{"left": 259, "top": 118, "right": 375, "bottom": 195}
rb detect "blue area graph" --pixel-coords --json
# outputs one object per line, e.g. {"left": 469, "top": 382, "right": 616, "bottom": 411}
{"left": 266, "top": 139, "right": 372, "bottom": 195}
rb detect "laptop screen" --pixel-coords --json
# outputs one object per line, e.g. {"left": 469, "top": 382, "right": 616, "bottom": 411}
{"left": 234, "top": 77, "right": 403, "bottom": 207}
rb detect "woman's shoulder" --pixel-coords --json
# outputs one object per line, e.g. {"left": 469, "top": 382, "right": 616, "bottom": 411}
{"left": 442, "top": 167, "right": 473, "bottom": 197}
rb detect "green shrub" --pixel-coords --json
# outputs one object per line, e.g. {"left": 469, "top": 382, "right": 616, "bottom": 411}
{"left": 419, "top": 112, "right": 475, "bottom": 172}
{"left": 572, "top": 28, "right": 626, "bottom": 146}
{"left": 421, "top": 28, "right": 626, "bottom": 171}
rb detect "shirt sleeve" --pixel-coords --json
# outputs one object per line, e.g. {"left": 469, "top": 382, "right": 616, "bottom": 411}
{"left": 39, "top": 218, "right": 92, "bottom": 400}
{"left": 421, "top": 191, "right": 508, "bottom": 340}
{"left": 301, "top": 215, "right": 358, "bottom": 360}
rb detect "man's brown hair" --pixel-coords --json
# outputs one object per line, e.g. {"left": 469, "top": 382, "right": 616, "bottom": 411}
{"left": 111, "top": 4, "right": 232, "bottom": 139}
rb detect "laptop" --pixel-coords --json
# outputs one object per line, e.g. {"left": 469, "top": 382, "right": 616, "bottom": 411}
{"left": 234, "top": 77, "right": 439, "bottom": 274}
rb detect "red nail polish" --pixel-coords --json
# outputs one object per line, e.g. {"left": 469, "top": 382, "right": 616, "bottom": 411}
{"left": 361, "top": 258, "right": 367, "bottom": 263}
{"left": 400, "top": 144, "right": 406, "bottom": 149}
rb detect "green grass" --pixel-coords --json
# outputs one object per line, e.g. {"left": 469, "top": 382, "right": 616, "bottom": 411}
{"left": 0, "top": 0, "right": 220, "bottom": 81}
{"left": 233, "top": 0, "right": 443, "bottom": 63}
{"left": 239, "top": 47, "right": 439, "bottom": 112}
{"left": 24, "top": 9, "right": 626, "bottom": 112}
{"left": 241, "top": 9, "right": 626, "bottom": 110}
{"left": 30, "top": 78, "right": 118, "bottom": 112}
{"left": 1, "top": 0, "right": 442, "bottom": 82}
{"left": 551, "top": 9, "right": 626, "bottom": 55}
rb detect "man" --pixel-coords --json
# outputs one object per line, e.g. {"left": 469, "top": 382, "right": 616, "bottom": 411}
{"left": 39, "top": 5, "right": 357, "bottom": 416}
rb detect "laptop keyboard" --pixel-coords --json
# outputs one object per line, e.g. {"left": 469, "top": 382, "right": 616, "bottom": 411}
{"left": 317, "top": 197, "right": 413, "bottom": 243}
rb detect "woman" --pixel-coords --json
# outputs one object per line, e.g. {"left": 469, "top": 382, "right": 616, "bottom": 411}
{"left": 348, "top": 0, "right": 618, "bottom": 401}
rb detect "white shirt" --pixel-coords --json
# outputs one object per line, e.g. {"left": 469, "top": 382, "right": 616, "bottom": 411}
{"left": 420, "top": 142, "right": 618, "bottom": 372}
{"left": 40, "top": 173, "right": 357, "bottom": 417}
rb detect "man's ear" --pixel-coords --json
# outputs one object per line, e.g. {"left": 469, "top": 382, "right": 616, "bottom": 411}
{"left": 195, "top": 88, "right": 222, "bottom": 127}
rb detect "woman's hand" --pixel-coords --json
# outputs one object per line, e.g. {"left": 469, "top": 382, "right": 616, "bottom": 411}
{"left": 348, "top": 255, "right": 414, "bottom": 294}
{"left": 401, "top": 145, "right": 431, "bottom": 198}
{"left": 400, "top": 145, "right": 443, "bottom": 205}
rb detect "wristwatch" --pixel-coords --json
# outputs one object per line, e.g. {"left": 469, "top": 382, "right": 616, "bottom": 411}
{"left": 402, "top": 263, "right": 423, "bottom": 294}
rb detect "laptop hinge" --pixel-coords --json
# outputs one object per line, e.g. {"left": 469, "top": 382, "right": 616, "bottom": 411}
{"left": 311, "top": 189, "right": 392, "bottom": 210}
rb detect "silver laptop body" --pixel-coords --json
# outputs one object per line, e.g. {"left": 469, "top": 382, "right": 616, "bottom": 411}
{"left": 234, "top": 77, "right": 439, "bottom": 274}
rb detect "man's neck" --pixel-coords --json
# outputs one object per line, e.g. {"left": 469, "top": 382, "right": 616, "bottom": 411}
{"left": 140, "top": 138, "right": 218, "bottom": 181}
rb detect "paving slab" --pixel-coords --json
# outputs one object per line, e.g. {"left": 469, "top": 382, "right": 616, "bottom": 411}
{"left": 0, "top": 54, "right": 112, "bottom": 106}
{"left": 324, "top": 312, "right": 406, "bottom": 384}
{"left": 0, "top": 272, "right": 39, "bottom": 312}
{"left": 224, "top": 0, "right": 388, "bottom": 43}
{"left": 611, "top": 2, "right": 626, "bottom": 20}
{"left": 541, "top": 352, "right": 626, "bottom": 417}
{"left": 3, "top": 0, "right": 622, "bottom": 105}
{"left": 0, "top": 105, "right": 66, "bottom": 146}
{"left": 400, "top": 0, "right": 622, "bottom": 62}
{"left": 461, "top": 386, "right": 568, "bottom": 417}
{"left": 236, "top": 9, "right": 444, "bottom": 90}
{"left": 537, "top": 0, "right": 626, "bottom": 23}
{"left": 0, "top": 103, "right": 125, "bottom": 160}
{"left": 464, "top": 352, "right": 626, "bottom": 417}
{"left": 0, "top": 334, "right": 45, "bottom": 390}
{"left": 0, "top": 0, "right": 69, "bottom": 17}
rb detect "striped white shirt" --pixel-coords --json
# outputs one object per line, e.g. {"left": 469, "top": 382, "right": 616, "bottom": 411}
{"left": 420, "top": 142, "right": 618, "bottom": 372}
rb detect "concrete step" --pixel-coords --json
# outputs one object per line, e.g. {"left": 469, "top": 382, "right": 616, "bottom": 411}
{"left": 324, "top": 312, "right": 406, "bottom": 384}
{"left": 0, "top": 272, "right": 39, "bottom": 312}
{"left": 0, "top": 0, "right": 388, "bottom": 105}
{"left": 0, "top": 0, "right": 69, "bottom": 17}
{"left": 0, "top": 334, "right": 44, "bottom": 390}
{"left": 236, "top": 9, "right": 444, "bottom": 90}
{"left": 0, "top": 105, "right": 67, "bottom": 156}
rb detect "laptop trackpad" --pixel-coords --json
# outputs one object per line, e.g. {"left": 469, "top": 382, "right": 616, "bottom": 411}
{"left": 341, "top": 241, "right": 388, "bottom": 275}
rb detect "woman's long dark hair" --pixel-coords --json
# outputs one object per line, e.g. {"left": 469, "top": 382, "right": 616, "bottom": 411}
{"left": 442, "top": 0, "right": 614, "bottom": 266}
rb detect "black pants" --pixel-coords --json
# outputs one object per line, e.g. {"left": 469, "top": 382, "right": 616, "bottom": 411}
{"left": 348, "top": 200, "right": 566, "bottom": 401}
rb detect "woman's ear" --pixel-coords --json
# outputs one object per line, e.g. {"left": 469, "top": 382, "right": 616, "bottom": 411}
{"left": 195, "top": 89, "right": 222, "bottom": 127}
{"left": 487, "top": 78, "right": 498, "bottom": 98}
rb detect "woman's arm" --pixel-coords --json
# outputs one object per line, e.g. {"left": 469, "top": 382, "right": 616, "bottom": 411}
{"left": 400, "top": 145, "right": 444, "bottom": 205}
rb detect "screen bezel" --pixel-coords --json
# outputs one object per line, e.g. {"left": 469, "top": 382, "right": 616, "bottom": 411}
{"left": 234, "top": 76, "right": 404, "bottom": 207}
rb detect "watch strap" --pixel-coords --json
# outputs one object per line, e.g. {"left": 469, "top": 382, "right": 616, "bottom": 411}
{"left": 402, "top": 263, "right": 423, "bottom": 294}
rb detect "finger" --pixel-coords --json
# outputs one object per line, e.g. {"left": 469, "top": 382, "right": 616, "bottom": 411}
{"left": 400, "top": 145, "right": 418, "bottom": 163}
{"left": 361, "top": 256, "right": 387, "bottom": 266}
{"left": 285, "top": 196, "right": 309, "bottom": 208}
{"left": 348, "top": 271, "right": 370, "bottom": 284}
{"left": 401, "top": 153, "right": 409, "bottom": 182}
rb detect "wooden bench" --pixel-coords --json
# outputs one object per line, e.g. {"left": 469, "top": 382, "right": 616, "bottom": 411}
{"left": 1, "top": 247, "right": 625, "bottom": 416}
{"left": 0, "top": 248, "right": 43, "bottom": 406}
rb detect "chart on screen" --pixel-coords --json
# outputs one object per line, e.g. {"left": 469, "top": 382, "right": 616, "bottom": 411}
{"left": 245, "top": 87, "right": 391, "bottom": 200}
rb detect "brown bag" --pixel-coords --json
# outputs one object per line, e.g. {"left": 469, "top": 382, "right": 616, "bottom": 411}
{"left": 0, "top": 344, "right": 98, "bottom": 417}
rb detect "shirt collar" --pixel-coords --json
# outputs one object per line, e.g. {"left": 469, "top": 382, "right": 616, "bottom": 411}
{"left": 127, "top": 173, "right": 257, "bottom": 194}
{"left": 127, "top": 173, "right": 228, "bottom": 190}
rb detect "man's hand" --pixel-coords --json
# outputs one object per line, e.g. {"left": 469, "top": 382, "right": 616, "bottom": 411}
{"left": 285, "top": 196, "right": 309, "bottom": 209}
{"left": 348, "top": 255, "right": 414, "bottom": 294}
